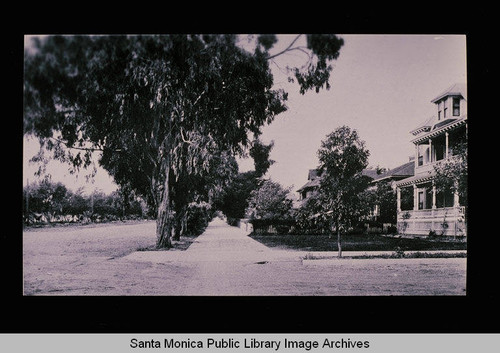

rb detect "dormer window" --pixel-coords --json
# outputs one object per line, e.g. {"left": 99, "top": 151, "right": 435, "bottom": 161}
{"left": 453, "top": 97, "right": 460, "bottom": 116}
{"left": 431, "top": 83, "right": 466, "bottom": 121}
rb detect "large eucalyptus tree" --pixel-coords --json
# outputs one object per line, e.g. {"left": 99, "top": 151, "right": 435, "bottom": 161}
{"left": 24, "top": 34, "right": 344, "bottom": 248}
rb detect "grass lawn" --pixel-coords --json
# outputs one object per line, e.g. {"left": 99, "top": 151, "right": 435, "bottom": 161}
{"left": 248, "top": 232, "right": 467, "bottom": 252}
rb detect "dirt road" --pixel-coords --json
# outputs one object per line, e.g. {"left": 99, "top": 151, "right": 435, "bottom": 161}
{"left": 23, "top": 219, "right": 466, "bottom": 296}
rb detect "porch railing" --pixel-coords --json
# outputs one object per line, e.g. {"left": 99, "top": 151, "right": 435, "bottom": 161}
{"left": 397, "top": 206, "right": 466, "bottom": 237}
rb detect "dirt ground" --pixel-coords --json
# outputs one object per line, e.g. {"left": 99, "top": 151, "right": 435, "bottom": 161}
{"left": 23, "top": 220, "right": 466, "bottom": 296}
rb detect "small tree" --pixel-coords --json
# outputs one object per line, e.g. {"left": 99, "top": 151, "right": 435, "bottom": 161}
{"left": 23, "top": 177, "right": 68, "bottom": 221}
{"left": 246, "top": 179, "right": 293, "bottom": 220}
{"left": 316, "top": 126, "right": 370, "bottom": 257}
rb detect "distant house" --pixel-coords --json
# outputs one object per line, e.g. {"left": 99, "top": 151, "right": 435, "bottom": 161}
{"left": 296, "top": 165, "right": 403, "bottom": 231}
{"left": 394, "top": 83, "right": 467, "bottom": 237}
{"left": 296, "top": 169, "right": 323, "bottom": 202}
{"left": 296, "top": 167, "right": 388, "bottom": 205}
{"left": 296, "top": 165, "right": 411, "bottom": 202}
{"left": 368, "top": 161, "right": 415, "bottom": 221}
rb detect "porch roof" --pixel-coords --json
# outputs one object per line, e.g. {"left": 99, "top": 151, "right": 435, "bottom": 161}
{"left": 410, "top": 116, "right": 467, "bottom": 144}
{"left": 394, "top": 170, "right": 436, "bottom": 187}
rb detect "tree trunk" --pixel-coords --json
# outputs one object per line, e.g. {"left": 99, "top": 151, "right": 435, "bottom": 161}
{"left": 182, "top": 213, "right": 187, "bottom": 236}
{"left": 172, "top": 209, "right": 182, "bottom": 241}
{"left": 156, "top": 193, "right": 172, "bottom": 248}
{"left": 337, "top": 228, "right": 342, "bottom": 258}
{"left": 156, "top": 159, "right": 173, "bottom": 249}
{"left": 172, "top": 205, "right": 188, "bottom": 241}
{"left": 337, "top": 217, "right": 342, "bottom": 258}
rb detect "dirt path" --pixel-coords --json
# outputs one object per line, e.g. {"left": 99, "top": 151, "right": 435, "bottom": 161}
{"left": 23, "top": 219, "right": 466, "bottom": 296}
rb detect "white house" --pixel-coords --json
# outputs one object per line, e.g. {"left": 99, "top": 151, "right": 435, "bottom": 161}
{"left": 394, "top": 83, "right": 467, "bottom": 237}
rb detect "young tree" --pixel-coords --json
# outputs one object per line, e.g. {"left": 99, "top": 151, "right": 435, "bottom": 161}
{"left": 317, "top": 126, "right": 370, "bottom": 257}
{"left": 433, "top": 139, "right": 467, "bottom": 207}
{"left": 24, "top": 34, "right": 344, "bottom": 248}
{"left": 23, "top": 177, "right": 68, "bottom": 219}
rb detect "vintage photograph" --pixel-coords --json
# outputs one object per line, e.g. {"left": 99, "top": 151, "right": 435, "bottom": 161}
{"left": 23, "top": 34, "right": 467, "bottom": 296}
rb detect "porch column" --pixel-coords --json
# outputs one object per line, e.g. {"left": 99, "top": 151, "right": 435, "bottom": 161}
{"left": 414, "top": 143, "right": 419, "bottom": 168}
{"left": 428, "top": 139, "right": 432, "bottom": 163}
{"left": 453, "top": 181, "right": 460, "bottom": 207}
{"left": 396, "top": 186, "right": 401, "bottom": 213}
{"left": 413, "top": 184, "right": 418, "bottom": 210}
{"left": 445, "top": 132, "right": 449, "bottom": 159}
{"left": 432, "top": 182, "right": 437, "bottom": 209}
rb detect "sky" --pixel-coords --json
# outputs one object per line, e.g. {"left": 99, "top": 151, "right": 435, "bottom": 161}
{"left": 23, "top": 34, "right": 467, "bottom": 196}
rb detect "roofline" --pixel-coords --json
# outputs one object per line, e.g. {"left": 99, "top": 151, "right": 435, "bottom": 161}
{"left": 410, "top": 116, "right": 467, "bottom": 144}
{"left": 395, "top": 172, "right": 436, "bottom": 187}
{"left": 430, "top": 83, "right": 467, "bottom": 103}
{"left": 371, "top": 174, "right": 413, "bottom": 183}
{"left": 410, "top": 125, "right": 431, "bottom": 135}
{"left": 430, "top": 91, "right": 465, "bottom": 103}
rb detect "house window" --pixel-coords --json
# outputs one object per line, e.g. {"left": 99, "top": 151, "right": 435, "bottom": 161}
{"left": 443, "top": 98, "right": 447, "bottom": 118}
{"left": 434, "top": 136, "right": 445, "bottom": 161}
{"left": 400, "top": 187, "right": 413, "bottom": 211}
{"left": 436, "top": 186, "right": 454, "bottom": 208}
{"left": 437, "top": 101, "right": 442, "bottom": 120}
{"left": 453, "top": 97, "right": 460, "bottom": 116}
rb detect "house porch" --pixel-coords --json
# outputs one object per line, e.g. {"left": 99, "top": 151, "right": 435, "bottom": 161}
{"left": 397, "top": 206, "right": 466, "bottom": 237}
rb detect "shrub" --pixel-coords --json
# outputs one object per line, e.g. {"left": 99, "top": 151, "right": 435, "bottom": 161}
{"left": 249, "top": 218, "right": 297, "bottom": 235}
{"left": 185, "top": 202, "right": 213, "bottom": 236}
{"left": 226, "top": 217, "right": 241, "bottom": 227}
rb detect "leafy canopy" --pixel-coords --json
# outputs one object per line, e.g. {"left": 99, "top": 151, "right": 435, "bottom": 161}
{"left": 317, "top": 126, "right": 371, "bottom": 228}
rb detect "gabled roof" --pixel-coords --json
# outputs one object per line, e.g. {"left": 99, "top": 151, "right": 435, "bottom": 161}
{"left": 297, "top": 167, "right": 383, "bottom": 193}
{"left": 430, "top": 82, "right": 467, "bottom": 103}
{"left": 296, "top": 178, "right": 321, "bottom": 192}
{"left": 308, "top": 168, "right": 321, "bottom": 180}
{"left": 372, "top": 161, "right": 415, "bottom": 183}
{"left": 411, "top": 83, "right": 467, "bottom": 137}
{"left": 297, "top": 168, "right": 323, "bottom": 192}
{"left": 362, "top": 168, "right": 381, "bottom": 180}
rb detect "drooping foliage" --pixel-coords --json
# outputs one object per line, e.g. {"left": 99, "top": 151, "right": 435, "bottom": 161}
{"left": 24, "top": 34, "right": 344, "bottom": 247}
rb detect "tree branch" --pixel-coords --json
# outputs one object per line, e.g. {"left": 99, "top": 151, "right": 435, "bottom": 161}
{"left": 266, "top": 34, "right": 303, "bottom": 60}
{"left": 180, "top": 128, "right": 193, "bottom": 144}
{"left": 49, "top": 137, "right": 121, "bottom": 153}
